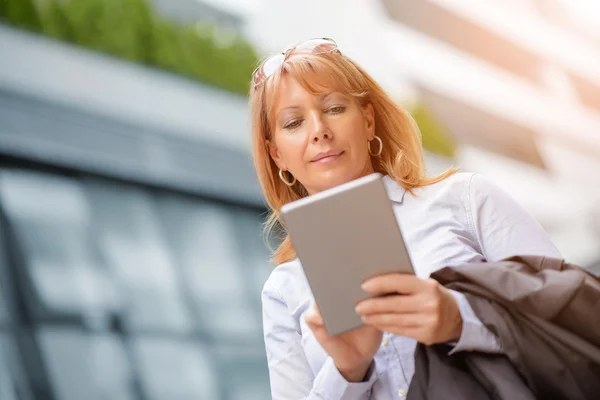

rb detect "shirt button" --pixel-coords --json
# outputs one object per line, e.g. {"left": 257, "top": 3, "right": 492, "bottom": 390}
{"left": 382, "top": 336, "right": 389, "bottom": 346}
{"left": 397, "top": 388, "right": 408, "bottom": 398}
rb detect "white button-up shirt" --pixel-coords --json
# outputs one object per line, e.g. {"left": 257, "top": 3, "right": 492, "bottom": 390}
{"left": 262, "top": 173, "right": 562, "bottom": 399}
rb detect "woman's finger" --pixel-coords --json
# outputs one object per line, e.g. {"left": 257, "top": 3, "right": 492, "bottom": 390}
{"left": 369, "top": 325, "right": 433, "bottom": 344}
{"left": 304, "top": 302, "right": 324, "bottom": 327}
{"left": 305, "top": 313, "right": 325, "bottom": 338}
{"left": 355, "top": 293, "right": 424, "bottom": 316}
{"left": 361, "top": 273, "right": 428, "bottom": 295}
{"left": 361, "top": 312, "right": 434, "bottom": 329}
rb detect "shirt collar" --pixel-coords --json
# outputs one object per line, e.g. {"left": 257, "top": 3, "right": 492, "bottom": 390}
{"left": 382, "top": 175, "right": 407, "bottom": 204}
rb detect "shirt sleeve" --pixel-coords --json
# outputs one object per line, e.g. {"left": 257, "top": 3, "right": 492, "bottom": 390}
{"left": 262, "top": 278, "right": 377, "bottom": 400}
{"left": 446, "top": 173, "right": 563, "bottom": 354}
{"left": 466, "top": 173, "right": 563, "bottom": 261}
{"left": 447, "top": 289, "right": 502, "bottom": 354}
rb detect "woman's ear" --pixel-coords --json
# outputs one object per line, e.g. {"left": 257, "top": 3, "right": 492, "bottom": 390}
{"left": 364, "top": 103, "right": 376, "bottom": 140}
{"left": 267, "top": 139, "right": 285, "bottom": 170}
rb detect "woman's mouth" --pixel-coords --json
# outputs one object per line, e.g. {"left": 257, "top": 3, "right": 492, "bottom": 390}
{"left": 312, "top": 150, "right": 344, "bottom": 163}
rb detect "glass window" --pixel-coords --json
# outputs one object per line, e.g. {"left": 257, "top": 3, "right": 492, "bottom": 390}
{"left": 1, "top": 167, "right": 274, "bottom": 399}
{"left": 156, "top": 194, "right": 261, "bottom": 340}
{"left": 37, "top": 327, "right": 136, "bottom": 400}
{"left": 214, "top": 344, "right": 270, "bottom": 400}
{"left": 131, "top": 337, "right": 218, "bottom": 400}
{"left": 0, "top": 334, "right": 34, "bottom": 400}
{"left": 227, "top": 209, "right": 273, "bottom": 351}
{"left": 0, "top": 170, "right": 121, "bottom": 328}
{"left": 230, "top": 209, "right": 274, "bottom": 305}
{"left": 0, "top": 216, "right": 12, "bottom": 327}
{"left": 0, "top": 289, "right": 9, "bottom": 328}
{"left": 84, "top": 179, "right": 194, "bottom": 334}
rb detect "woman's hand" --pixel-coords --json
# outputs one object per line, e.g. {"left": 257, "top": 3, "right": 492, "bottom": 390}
{"left": 355, "top": 273, "right": 463, "bottom": 345}
{"left": 305, "top": 303, "right": 382, "bottom": 382}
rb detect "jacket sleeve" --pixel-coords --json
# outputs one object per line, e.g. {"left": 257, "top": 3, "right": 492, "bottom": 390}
{"left": 262, "top": 278, "right": 377, "bottom": 400}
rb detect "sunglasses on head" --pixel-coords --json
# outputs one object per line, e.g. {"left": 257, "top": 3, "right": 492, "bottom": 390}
{"left": 251, "top": 38, "right": 340, "bottom": 88}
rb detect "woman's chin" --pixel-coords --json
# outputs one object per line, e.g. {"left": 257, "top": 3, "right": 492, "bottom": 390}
{"left": 309, "top": 171, "right": 366, "bottom": 194}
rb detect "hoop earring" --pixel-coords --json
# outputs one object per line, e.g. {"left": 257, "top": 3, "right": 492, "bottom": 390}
{"left": 279, "top": 168, "right": 296, "bottom": 186}
{"left": 368, "top": 135, "right": 383, "bottom": 157}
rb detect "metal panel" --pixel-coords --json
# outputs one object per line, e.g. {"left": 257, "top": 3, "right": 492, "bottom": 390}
{"left": 0, "top": 89, "right": 264, "bottom": 206}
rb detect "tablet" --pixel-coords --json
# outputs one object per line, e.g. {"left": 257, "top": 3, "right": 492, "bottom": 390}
{"left": 280, "top": 172, "right": 414, "bottom": 336}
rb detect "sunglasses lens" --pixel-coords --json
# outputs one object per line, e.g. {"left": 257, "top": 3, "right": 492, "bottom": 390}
{"left": 253, "top": 53, "right": 285, "bottom": 86}
{"left": 295, "top": 38, "right": 337, "bottom": 54}
{"left": 252, "top": 39, "right": 338, "bottom": 87}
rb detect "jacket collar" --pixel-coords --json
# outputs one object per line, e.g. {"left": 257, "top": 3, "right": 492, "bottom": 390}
{"left": 382, "top": 175, "right": 407, "bottom": 204}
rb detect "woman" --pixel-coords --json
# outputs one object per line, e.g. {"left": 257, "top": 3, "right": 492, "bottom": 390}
{"left": 249, "top": 38, "right": 561, "bottom": 399}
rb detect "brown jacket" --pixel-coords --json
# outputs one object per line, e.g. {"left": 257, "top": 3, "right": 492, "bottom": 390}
{"left": 408, "top": 256, "right": 600, "bottom": 400}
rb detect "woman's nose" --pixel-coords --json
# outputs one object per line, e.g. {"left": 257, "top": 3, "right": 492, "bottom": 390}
{"left": 309, "top": 112, "right": 332, "bottom": 142}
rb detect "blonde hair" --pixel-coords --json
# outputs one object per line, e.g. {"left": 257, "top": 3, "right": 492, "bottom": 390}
{"left": 249, "top": 50, "right": 456, "bottom": 265}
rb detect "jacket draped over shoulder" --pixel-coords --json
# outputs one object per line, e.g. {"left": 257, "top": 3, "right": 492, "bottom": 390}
{"left": 408, "top": 255, "right": 600, "bottom": 400}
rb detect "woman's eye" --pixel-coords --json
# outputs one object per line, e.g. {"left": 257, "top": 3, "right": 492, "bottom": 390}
{"left": 283, "top": 119, "right": 302, "bottom": 130}
{"left": 327, "top": 106, "right": 346, "bottom": 114}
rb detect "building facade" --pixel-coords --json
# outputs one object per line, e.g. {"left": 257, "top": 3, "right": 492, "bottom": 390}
{"left": 0, "top": 20, "right": 271, "bottom": 399}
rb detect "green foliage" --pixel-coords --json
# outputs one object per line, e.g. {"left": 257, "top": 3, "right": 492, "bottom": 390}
{"left": 60, "top": 0, "right": 154, "bottom": 63}
{"left": 410, "top": 103, "right": 457, "bottom": 158}
{"left": 0, "top": 0, "right": 257, "bottom": 94}
{"left": 38, "top": 0, "right": 72, "bottom": 40}
{"left": 1, "top": 0, "right": 43, "bottom": 31}
{"left": 149, "top": 19, "right": 257, "bottom": 93}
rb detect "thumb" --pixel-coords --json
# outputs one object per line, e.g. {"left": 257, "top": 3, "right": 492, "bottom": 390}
{"left": 305, "top": 302, "right": 324, "bottom": 329}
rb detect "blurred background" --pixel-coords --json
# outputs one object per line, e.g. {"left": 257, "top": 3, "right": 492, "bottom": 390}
{"left": 0, "top": 0, "right": 599, "bottom": 399}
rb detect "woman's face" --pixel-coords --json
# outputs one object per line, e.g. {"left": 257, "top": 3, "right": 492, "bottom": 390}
{"left": 268, "top": 74, "right": 376, "bottom": 195}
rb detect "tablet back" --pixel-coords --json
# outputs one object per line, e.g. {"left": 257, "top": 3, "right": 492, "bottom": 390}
{"left": 280, "top": 173, "right": 414, "bottom": 336}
